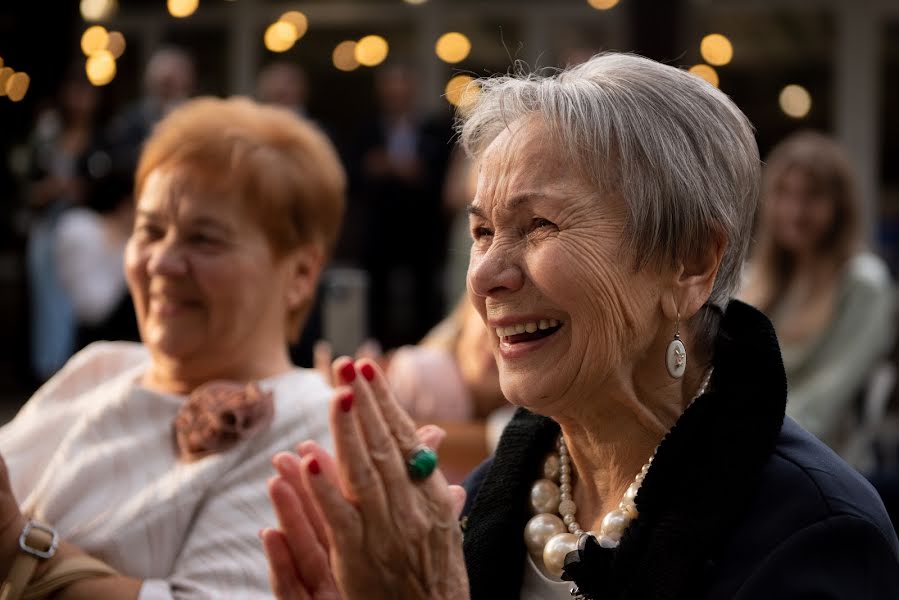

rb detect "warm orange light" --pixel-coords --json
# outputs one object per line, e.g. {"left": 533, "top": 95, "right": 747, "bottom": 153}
{"left": 264, "top": 21, "right": 297, "bottom": 53}
{"left": 355, "top": 35, "right": 389, "bottom": 67}
{"left": 106, "top": 31, "right": 126, "bottom": 59}
{"left": 587, "top": 0, "right": 620, "bottom": 9}
{"left": 688, "top": 64, "right": 719, "bottom": 88}
{"left": 6, "top": 72, "right": 30, "bottom": 102}
{"left": 167, "top": 0, "right": 199, "bottom": 18}
{"left": 779, "top": 84, "right": 812, "bottom": 118}
{"left": 81, "top": 26, "right": 109, "bottom": 57}
{"left": 279, "top": 11, "right": 308, "bottom": 40}
{"left": 0, "top": 68, "right": 13, "bottom": 97}
{"left": 333, "top": 41, "right": 360, "bottom": 72}
{"left": 86, "top": 50, "right": 116, "bottom": 86}
{"left": 445, "top": 74, "right": 479, "bottom": 108}
{"left": 700, "top": 34, "right": 733, "bottom": 67}
{"left": 435, "top": 32, "right": 471, "bottom": 64}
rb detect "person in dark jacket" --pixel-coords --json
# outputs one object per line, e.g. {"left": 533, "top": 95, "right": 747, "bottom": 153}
{"left": 261, "top": 52, "right": 899, "bottom": 600}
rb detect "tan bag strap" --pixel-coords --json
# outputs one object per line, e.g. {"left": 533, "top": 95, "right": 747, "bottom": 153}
{"left": 23, "top": 556, "right": 118, "bottom": 600}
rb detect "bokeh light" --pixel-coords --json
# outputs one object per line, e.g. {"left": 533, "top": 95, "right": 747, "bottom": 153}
{"left": 264, "top": 21, "right": 297, "bottom": 53}
{"left": 445, "top": 74, "right": 479, "bottom": 109}
{"left": 80, "top": 0, "right": 117, "bottom": 22}
{"left": 279, "top": 11, "right": 308, "bottom": 40}
{"left": 333, "top": 41, "right": 360, "bottom": 72}
{"left": 779, "top": 84, "right": 812, "bottom": 119}
{"left": 700, "top": 34, "right": 733, "bottom": 66}
{"left": 6, "top": 72, "right": 30, "bottom": 102}
{"left": 81, "top": 26, "right": 109, "bottom": 57}
{"left": 587, "top": 0, "right": 621, "bottom": 9}
{"left": 688, "top": 64, "right": 719, "bottom": 88}
{"left": 355, "top": 35, "right": 389, "bottom": 67}
{"left": 167, "top": 0, "right": 199, "bottom": 19}
{"left": 106, "top": 31, "right": 126, "bottom": 59}
{"left": 403, "top": 0, "right": 428, "bottom": 4}
{"left": 0, "top": 68, "right": 13, "bottom": 97}
{"left": 435, "top": 32, "right": 471, "bottom": 64}
{"left": 86, "top": 50, "right": 116, "bottom": 86}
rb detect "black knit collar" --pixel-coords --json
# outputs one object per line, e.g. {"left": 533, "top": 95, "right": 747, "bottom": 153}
{"left": 462, "top": 300, "right": 788, "bottom": 600}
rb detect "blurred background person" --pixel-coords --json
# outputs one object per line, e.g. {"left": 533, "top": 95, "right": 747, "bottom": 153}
{"left": 55, "top": 166, "right": 139, "bottom": 352}
{"left": 350, "top": 63, "right": 453, "bottom": 350}
{"left": 741, "top": 130, "right": 896, "bottom": 454}
{"left": 0, "top": 96, "right": 345, "bottom": 598}
{"left": 256, "top": 61, "right": 308, "bottom": 117}
{"left": 107, "top": 46, "right": 196, "bottom": 176}
{"left": 19, "top": 69, "right": 103, "bottom": 382}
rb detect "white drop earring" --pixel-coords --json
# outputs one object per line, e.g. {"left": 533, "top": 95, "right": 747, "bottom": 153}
{"left": 666, "top": 312, "right": 686, "bottom": 379}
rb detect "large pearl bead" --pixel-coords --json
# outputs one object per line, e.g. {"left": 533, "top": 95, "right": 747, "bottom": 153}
{"left": 524, "top": 513, "right": 566, "bottom": 557}
{"left": 600, "top": 509, "right": 630, "bottom": 541}
{"left": 529, "top": 479, "right": 561, "bottom": 515}
{"left": 542, "top": 532, "right": 579, "bottom": 577}
{"left": 543, "top": 454, "right": 561, "bottom": 481}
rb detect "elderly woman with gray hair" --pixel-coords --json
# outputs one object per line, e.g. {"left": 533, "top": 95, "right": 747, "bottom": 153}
{"left": 261, "top": 53, "right": 899, "bottom": 599}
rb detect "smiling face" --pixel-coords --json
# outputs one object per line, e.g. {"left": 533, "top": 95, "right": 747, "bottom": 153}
{"left": 125, "top": 167, "right": 307, "bottom": 386}
{"left": 466, "top": 118, "right": 668, "bottom": 414}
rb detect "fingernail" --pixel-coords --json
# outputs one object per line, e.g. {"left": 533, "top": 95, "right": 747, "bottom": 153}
{"left": 339, "top": 361, "right": 356, "bottom": 382}
{"left": 360, "top": 363, "right": 375, "bottom": 381}
{"left": 339, "top": 390, "right": 354, "bottom": 413}
{"left": 308, "top": 458, "right": 320, "bottom": 475}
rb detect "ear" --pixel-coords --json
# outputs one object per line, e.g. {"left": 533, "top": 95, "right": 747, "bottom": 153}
{"left": 662, "top": 229, "right": 727, "bottom": 321}
{"left": 283, "top": 243, "right": 324, "bottom": 311}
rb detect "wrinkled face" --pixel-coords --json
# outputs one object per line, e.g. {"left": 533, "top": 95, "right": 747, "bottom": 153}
{"left": 467, "top": 119, "right": 664, "bottom": 412}
{"left": 125, "top": 167, "right": 297, "bottom": 374}
{"left": 769, "top": 167, "right": 836, "bottom": 254}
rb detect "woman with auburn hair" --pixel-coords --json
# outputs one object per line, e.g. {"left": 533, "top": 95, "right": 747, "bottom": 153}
{"left": 0, "top": 97, "right": 345, "bottom": 599}
{"left": 741, "top": 131, "right": 895, "bottom": 452}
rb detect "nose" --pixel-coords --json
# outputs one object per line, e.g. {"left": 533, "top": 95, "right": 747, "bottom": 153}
{"left": 468, "top": 240, "right": 524, "bottom": 299}
{"left": 146, "top": 235, "right": 188, "bottom": 277}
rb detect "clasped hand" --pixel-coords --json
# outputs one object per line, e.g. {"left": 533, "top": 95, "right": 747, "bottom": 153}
{"left": 262, "top": 357, "right": 470, "bottom": 600}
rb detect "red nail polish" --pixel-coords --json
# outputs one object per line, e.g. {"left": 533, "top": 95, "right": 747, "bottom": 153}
{"left": 339, "top": 362, "right": 356, "bottom": 383}
{"left": 360, "top": 363, "right": 375, "bottom": 381}
{"left": 308, "top": 458, "right": 320, "bottom": 475}
{"left": 339, "top": 390, "right": 354, "bottom": 412}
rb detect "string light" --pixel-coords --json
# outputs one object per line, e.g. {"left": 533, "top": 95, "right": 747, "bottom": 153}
{"left": 0, "top": 68, "right": 13, "bottom": 97}
{"left": 688, "top": 64, "right": 719, "bottom": 88}
{"left": 6, "top": 72, "right": 30, "bottom": 102}
{"left": 587, "top": 0, "right": 620, "bottom": 9}
{"left": 333, "top": 41, "right": 360, "bottom": 72}
{"left": 81, "top": 26, "right": 109, "bottom": 56}
{"left": 779, "top": 84, "right": 812, "bottom": 118}
{"left": 279, "top": 11, "right": 308, "bottom": 40}
{"left": 167, "top": 0, "right": 199, "bottom": 19}
{"left": 445, "top": 74, "right": 479, "bottom": 109}
{"left": 700, "top": 34, "right": 733, "bottom": 67}
{"left": 355, "top": 35, "right": 389, "bottom": 67}
{"left": 106, "top": 31, "right": 126, "bottom": 59}
{"left": 80, "top": 0, "right": 117, "bottom": 22}
{"left": 264, "top": 21, "right": 296, "bottom": 53}
{"left": 86, "top": 50, "right": 116, "bottom": 86}
{"left": 435, "top": 32, "right": 471, "bottom": 64}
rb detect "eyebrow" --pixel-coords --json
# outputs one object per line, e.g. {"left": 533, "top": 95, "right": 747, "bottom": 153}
{"left": 466, "top": 192, "right": 548, "bottom": 219}
{"left": 134, "top": 210, "right": 236, "bottom": 235}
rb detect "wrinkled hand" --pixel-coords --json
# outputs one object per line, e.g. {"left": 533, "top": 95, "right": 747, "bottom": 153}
{"left": 263, "top": 358, "right": 469, "bottom": 600}
{"left": 0, "top": 454, "right": 26, "bottom": 580}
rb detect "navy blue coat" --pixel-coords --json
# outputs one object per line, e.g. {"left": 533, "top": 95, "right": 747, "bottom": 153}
{"left": 461, "top": 301, "right": 899, "bottom": 599}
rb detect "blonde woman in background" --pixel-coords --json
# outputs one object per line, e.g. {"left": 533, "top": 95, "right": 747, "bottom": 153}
{"left": 741, "top": 131, "right": 895, "bottom": 453}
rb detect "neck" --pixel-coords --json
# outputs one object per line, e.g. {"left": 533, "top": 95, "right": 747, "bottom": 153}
{"left": 555, "top": 360, "right": 711, "bottom": 533}
{"left": 143, "top": 345, "right": 293, "bottom": 395}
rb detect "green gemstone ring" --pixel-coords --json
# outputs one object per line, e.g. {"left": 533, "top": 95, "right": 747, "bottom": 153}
{"left": 406, "top": 445, "right": 438, "bottom": 481}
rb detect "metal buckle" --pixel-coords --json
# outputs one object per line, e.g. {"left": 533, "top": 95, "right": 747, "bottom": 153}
{"left": 18, "top": 520, "right": 59, "bottom": 559}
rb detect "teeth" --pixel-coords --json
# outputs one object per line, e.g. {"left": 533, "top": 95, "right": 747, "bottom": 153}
{"left": 494, "top": 319, "right": 562, "bottom": 338}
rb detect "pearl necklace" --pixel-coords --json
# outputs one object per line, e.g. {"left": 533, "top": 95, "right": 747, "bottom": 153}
{"left": 524, "top": 367, "right": 714, "bottom": 578}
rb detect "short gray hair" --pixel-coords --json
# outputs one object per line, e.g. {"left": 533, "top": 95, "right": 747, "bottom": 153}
{"left": 458, "top": 52, "right": 760, "bottom": 349}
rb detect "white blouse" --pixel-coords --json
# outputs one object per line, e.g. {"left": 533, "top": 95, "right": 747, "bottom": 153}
{"left": 0, "top": 342, "right": 333, "bottom": 599}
